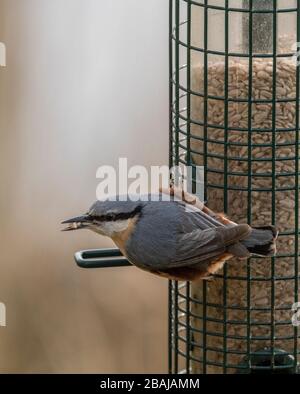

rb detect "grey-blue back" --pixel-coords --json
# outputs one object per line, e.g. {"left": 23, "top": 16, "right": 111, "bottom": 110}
{"left": 126, "top": 200, "right": 225, "bottom": 270}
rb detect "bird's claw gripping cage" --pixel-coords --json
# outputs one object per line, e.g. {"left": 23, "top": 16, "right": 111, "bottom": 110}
{"left": 74, "top": 0, "right": 300, "bottom": 374}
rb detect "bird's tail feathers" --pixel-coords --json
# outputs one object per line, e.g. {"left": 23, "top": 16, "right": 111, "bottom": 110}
{"left": 241, "top": 225, "right": 278, "bottom": 257}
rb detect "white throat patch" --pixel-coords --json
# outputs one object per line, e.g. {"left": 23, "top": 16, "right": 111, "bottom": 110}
{"left": 92, "top": 219, "right": 130, "bottom": 237}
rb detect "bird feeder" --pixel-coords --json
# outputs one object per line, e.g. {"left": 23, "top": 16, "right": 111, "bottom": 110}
{"left": 169, "top": 0, "right": 300, "bottom": 373}
{"left": 73, "top": 0, "right": 300, "bottom": 375}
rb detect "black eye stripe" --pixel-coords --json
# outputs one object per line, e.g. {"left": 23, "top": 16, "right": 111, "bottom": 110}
{"left": 90, "top": 205, "right": 143, "bottom": 223}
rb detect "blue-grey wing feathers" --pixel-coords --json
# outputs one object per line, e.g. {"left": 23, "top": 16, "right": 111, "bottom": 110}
{"left": 125, "top": 200, "right": 251, "bottom": 270}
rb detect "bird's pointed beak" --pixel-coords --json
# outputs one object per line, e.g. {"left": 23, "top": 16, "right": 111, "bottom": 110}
{"left": 61, "top": 215, "right": 91, "bottom": 232}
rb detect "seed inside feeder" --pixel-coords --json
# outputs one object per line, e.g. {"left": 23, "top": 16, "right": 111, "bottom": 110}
{"left": 190, "top": 53, "right": 299, "bottom": 373}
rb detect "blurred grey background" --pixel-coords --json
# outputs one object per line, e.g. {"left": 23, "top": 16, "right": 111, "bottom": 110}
{"left": 0, "top": 0, "right": 169, "bottom": 372}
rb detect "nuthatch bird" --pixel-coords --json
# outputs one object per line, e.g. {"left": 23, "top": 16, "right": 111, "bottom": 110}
{"left": 62, "top": 188, "right": 278, "bottom": 281}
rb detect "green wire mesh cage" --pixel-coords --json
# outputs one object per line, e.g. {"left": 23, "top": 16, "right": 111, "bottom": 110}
{"left": 169, "top": 0, "right": 300, "bottom": 374}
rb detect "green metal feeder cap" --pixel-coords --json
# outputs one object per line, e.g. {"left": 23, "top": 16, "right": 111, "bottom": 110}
{"left": 239, "top": 349, "right": 299, "bottom": 374}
